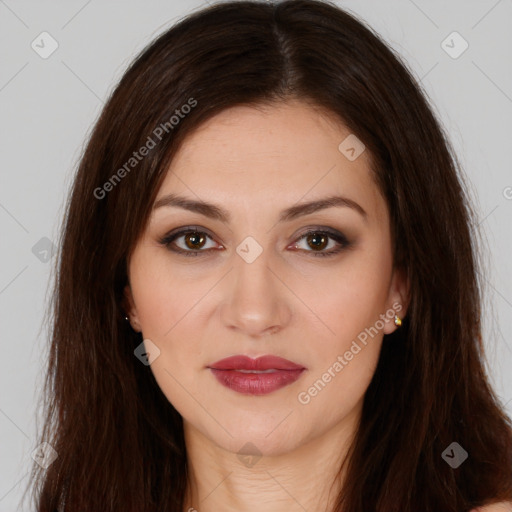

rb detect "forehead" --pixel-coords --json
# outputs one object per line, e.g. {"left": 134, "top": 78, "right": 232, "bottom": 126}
{"left": 156, "top": 100, "right": 385, "bottom": 220}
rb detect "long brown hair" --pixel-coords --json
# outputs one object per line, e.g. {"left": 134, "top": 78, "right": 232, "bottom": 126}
{"left": 25, "top": 1, "right": 512, "bottom": 510}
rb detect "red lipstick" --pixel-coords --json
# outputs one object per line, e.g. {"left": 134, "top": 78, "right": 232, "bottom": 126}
{"left": 208, "top": 355, "right": 306, "bottom": 395}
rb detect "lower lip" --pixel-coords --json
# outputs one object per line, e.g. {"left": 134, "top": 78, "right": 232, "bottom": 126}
{"left": 209, "top": 368, "right": 305, "bottom": 395}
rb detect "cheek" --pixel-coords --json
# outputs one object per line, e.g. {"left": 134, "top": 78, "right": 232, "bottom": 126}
{"left": 128, "top": 257, "right": 209, "bottom": 413}
{"left": 294, "top": 274, "right": 386, "bottom": 421}
{"left": 297, "top": 247, "right": 392, "bottom": 345}
{"left": 130, "top": 252, "right": 204, "bottom": 338}
{"left": 129, "top": 253, "right": 218, "bottom": 389}
{"left": 292, "top": 244, "right": 391, "bottom": 399}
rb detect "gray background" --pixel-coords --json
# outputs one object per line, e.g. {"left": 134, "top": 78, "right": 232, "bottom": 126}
{"left": 1, "top": 0, "right": 511, "bottom": 509}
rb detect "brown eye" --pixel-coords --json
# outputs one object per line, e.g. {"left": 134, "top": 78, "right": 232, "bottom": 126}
{"left": 159, "top": 228, "right": 219, "bottom": 257}
{"left": 160, "top": 227, "right": 349, "bottom": 259}
{"left": 305, "top": 233, "right": 329, "bottom": 251}
{"left": 184, "top": 232, "right": 207, "bottom": 250}
{"left": 292, "top": 229, "right": 350, "bottom": 258}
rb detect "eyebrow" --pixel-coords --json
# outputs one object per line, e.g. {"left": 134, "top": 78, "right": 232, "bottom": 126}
{"left": 152, "top": 193, "right": 368, "bottom": 223}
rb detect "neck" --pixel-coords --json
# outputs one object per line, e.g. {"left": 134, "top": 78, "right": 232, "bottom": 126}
{"left": 182, "top": 404, "right": 360, "bottom": 512}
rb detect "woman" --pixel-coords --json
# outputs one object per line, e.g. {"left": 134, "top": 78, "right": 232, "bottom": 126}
{"left": 26, "top": 1, "right": 512, "bottom": 510}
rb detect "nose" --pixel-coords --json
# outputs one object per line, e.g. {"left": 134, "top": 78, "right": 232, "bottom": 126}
{"left": 219, "top": 241, "right": 293, "bottom": 339}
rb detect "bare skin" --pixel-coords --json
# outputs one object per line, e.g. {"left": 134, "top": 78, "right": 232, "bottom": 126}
{"left": 124, "top": 100, "right": 410, "bottom": 511}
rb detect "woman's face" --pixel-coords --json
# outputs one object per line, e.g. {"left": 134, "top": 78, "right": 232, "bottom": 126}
{"left": 124, "top": 100, "right": 408, "bottom": 457}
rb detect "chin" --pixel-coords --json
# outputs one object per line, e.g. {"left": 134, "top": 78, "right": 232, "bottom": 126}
{"left": 223, "top": 433, "right": 302, "bottom": 460}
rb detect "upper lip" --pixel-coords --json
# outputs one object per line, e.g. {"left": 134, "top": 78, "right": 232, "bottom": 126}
{"left": 208, "top": 355, "right": 305, "bottom": 371}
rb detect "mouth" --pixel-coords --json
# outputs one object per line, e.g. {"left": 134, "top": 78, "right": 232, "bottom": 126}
{"left": 208, "top": 354, "right": 305, "bottom": 371}
{"left": 233, "top": 369, "right": 280, "bottom": 373}
{"left": 207, "top": 355, "right": 306, "bottom": 395}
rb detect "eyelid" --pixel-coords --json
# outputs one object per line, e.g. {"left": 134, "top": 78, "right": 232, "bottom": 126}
{"left": 158, "top": 225, "right": 222, "bottom": 255}
{"left": 158, "top": 225, "right": 351, "bottom": 258}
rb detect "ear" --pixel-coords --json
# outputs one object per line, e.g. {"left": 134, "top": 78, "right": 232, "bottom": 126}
{"left": 123, "top": 284, "right": 142, "bottom": 333}
{"left": 382, "top": 265, "right": 410, "bottom": 335}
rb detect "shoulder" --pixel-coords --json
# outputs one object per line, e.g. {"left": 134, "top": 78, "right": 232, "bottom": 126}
{"left": 471, "top": 502, "right": 512, "bottom": 512}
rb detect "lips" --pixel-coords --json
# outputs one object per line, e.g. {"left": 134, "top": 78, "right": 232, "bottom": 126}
{"left": 208, "top": 355, "right": 304, "bottom": 371}
{"left": 207, "top": 355, "right": 306, "bottom": 395}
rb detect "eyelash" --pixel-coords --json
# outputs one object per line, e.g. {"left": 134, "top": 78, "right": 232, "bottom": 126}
{"left": 158, "top": 226, "right": 351, "bottom": 258}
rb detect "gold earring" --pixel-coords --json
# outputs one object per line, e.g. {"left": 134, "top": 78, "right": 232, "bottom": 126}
{"left": 394, "top": 315, "right": 402, "bottom": 327}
